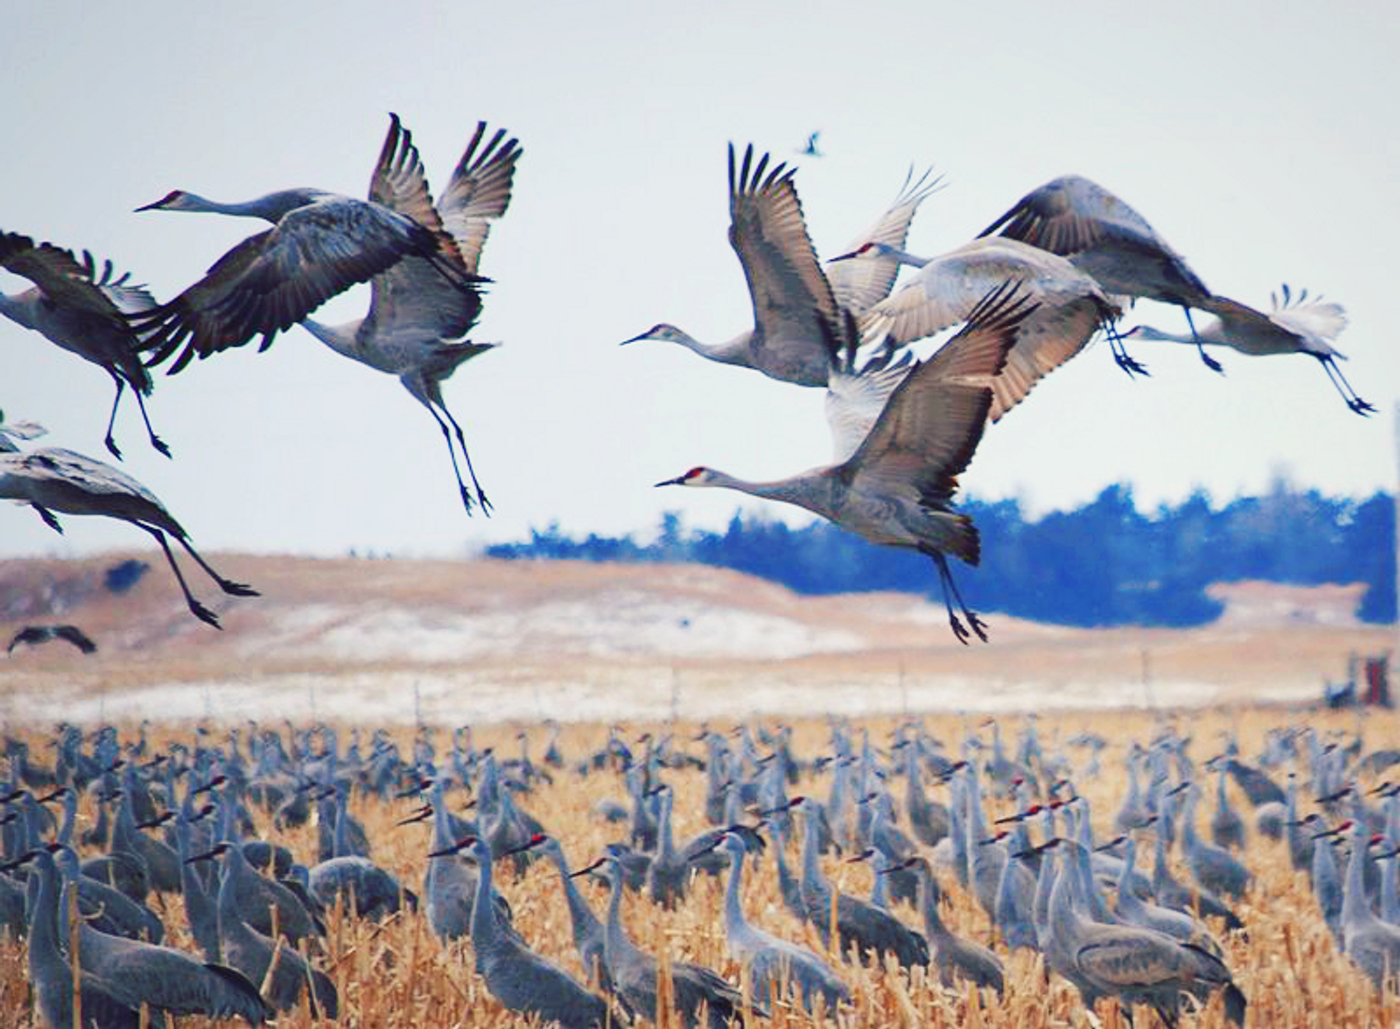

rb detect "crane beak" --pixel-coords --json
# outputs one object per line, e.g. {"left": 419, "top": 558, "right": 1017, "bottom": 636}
{"left": 654, "top": 475, "right": 686, "bottom": 488}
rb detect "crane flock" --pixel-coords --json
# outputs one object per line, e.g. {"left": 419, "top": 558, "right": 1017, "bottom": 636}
{"left": 2, "top": 712, "right": 1400, "bottom": 1027}
{"left": 2, "top": 116, "right": 1374, "bottom": 641}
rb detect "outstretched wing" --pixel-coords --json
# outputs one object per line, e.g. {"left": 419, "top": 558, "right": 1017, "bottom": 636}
{"left": 846, "top": 283, "right": 1036, "bottom": 504}
{"left": 827, "top": 167, "right": 942, "bottom": 319}
{"left": 437, "top": 121, "right": 522, "bottom": 275}
{"left": 728, "top": 143, "right": 849, "bottom": 380}
{"left": 0, "top": 232, "right": 144, "bottom": 325}
{"left": 978, "top": 174, "right": 1162, "bottom": 256}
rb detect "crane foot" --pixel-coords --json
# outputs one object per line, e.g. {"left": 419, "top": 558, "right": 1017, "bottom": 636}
{"left": 217, "top": 579, "right": 260, "bottom": 598}
{"left": 150, "top": 435, "right": 172, "bottom": 459}
{"left": 104, "top": 436, "right": 124, "bottom": 461}
{"left": 189, "top": 601, "right": 223, "bottom": 629}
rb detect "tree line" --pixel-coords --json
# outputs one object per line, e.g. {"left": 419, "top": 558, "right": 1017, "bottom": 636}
{"left": 486, "top": 483, "right": 1396, "bottom": 628}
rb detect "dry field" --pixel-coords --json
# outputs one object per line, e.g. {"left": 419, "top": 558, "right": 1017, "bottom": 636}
{"left": 2, "top": 708, "right": 1400, "bottom": 1028}
{"left": 1, "top": 554, "right": 1397, "bottom": 1026}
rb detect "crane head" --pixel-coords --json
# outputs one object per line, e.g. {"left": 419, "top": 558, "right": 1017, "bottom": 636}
{"left": 827, "top": 241, "right": 887, "bottom": 263}
{"left": 620, "top": 323, "right": 686, "bottom": 346}
{"left": 655, "top": 466, "right": 715, "bottom": 488}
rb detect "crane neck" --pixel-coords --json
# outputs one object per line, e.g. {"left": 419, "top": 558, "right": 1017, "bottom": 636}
{"left": 470, "top": 842, "right": 500, "bottom": 949}
{"left": 916, "top": 864, "right": 949, "bottom": 939}
{"left": 0, "top": 291, "right": 37, "bottom": 329}
{"left": 603, "top": 868, "right": 643, "bottom": 969}
{"left": 721, "top": 846, "right": 748, "bottom": 938}
{"left": 1341, "top": 822, "right": 1374, "bottom": 928}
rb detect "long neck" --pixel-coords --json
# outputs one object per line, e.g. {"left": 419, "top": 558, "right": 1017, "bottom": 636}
{"left": 0, "top": 292, "right": 38, "bottom": 330}
{"left": 1342, "top": 825, "right": 1374, "bottom": 929}
{"left": 176, "top": 190, "right": 319, "bottom": 222}
{"left": 471, "top": 844, "right": 499, "bottom": 947}
{"left": 800, "top": 810, "right": 826, "bottom": 892}
{"left": 677, "top": 329, "right": 755, "bottom": 369}
{"left": 722, "top": 848, "right": 748, "bottom": 940}
{"left": 917, "top": 865, "right": 948, "bottom": 939}
{"left": 604, "top": 872, "right": 642, "bottom": 968}
{"left": 699, "top": 469, "right": 835, "bottom": 521}
{"left": 300, "top": 317, "right": 363, "bottom": 359}
{"left": 547, "top": 846, "right": 600, "bottom": 938}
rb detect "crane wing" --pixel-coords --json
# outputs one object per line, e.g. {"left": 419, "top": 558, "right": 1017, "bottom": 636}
{"left": 826, "top": 168, "right": 942, "bottom": 319}
{"left": 988, "top": 297, "right": 1113, "bottom": 423}
{"left": 824, "top": 354, "right": 911, "bottom": 465}
{"left": 845, "top": 284, "right": 1035, "bottom": 503}
{"left": 137, "top": 197, "right": 481, "bottom": 371}
{"left": 728, "top": 144, "right": 847, "bottom": 376}
{"left": 978, "top": 174, "right": 1163, "bottom": 256}
{"left": 0, "top": 232, "right": 143, "bottom": 326}
{"left": 368, "top": 113, "right": 447, "bottom": 237}
{"left": 437, "top": 122, "right": 522, "bottom": 275}
{"left": 1268, "top": 285, "right": 1347, "bottom": 345}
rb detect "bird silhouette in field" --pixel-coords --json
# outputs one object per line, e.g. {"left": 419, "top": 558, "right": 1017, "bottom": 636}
{"left": 131, "top": 115, "right": 485, "bottom": 373}
{"left": 0, "top": 231, "right": 167, "bottom": 459}
{"left": 659, "top": 282, "right": 1037, "bottom": 644}
{"left": 7, "top": 625, "right": 97, "bottom": 655}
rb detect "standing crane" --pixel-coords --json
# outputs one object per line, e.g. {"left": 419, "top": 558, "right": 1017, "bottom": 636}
{"left": 710, "top": 829, "right": 850, "bottom": 1013}
{"left": 298, "top": 116, "right": 521, "bottom": 514}
{"left": 658, "top": 283, "right": 1037, "bottom": 644}
{"left": 0, "top": 232, "right": 167, "bottom": 459}
{"left": 888, "top": 854, "right": 1004, "bottom": 994}
{"left": 587, "top": 852, "right": 754, "bottom": 1029}
{"left": 437, "top": 834, "right": 625, "bottom": 1029}
{"left": 0, "top": 446, "right": 257, "bottom": 628}
{"left": 623, "top": 143, "right": 940, "bottom": 386}
{"left": 1124, "top": 285, "right": 1372, "bottom": 414}
{"left": 131, "top": 114, "right": 484, "bottom": 372}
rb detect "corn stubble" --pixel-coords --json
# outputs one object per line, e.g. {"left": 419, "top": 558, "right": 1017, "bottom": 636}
{"left": 4, "top": 705, "right": 1398, "bottom": 1027}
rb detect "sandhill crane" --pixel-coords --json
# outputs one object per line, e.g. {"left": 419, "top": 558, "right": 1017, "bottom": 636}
{"left": 622, "top": 143, "right": 940, "bottom": 386}
{"left": 7, "top": 624, "right": 96, "bottom": 655}
{"left": 658, "top": 283, "right": 1037, "bottom": 644}
{"left": 438, "top": 834, "right": 625, "bottom": 1029}
{"left": 189, "top": 839, "right": 321, "bottom": 946}
{"left": 833, "top": 236, "right": 1128, "bottom": 409}
{"left": 1125, "top": 285, "right": 1373, "bottom": 414}
{"left": 48, "top": 843, "right": 165, "bottom": 944}
{"left": 132, "top": 115, "right": 484, "bottom": 373}
{"left": 590, "top": 852, "right": 754, "bottom": 1029}
{"left": 1179, "top": 784, "right": 1252, "bottom": 900}
{"left": 0, "top": 446, "right": 257, "bottom": 628}
{"left": 889, "top": 854, "right": 1004, "bottom": 995}
{"left": 19, "top": 848, "right": 148, "bottom": 1029}
{"left": 306, "top": 855, "right": 415, "bottom": 920}
{"left": 787, "top": 796, "right": 929, "bottom": 969}
{"left": 192, "top": 841, "right": 339, "bottom": 1017}
{"left": 1104, "top": 835, "right": 1224, "bottom": 957}
{"left": 1149, "top": 827, "right": 1243, "bottom": 932}
{"left": 0, "top": 232, "right": 167, "bottom": 459}
{"left": 1209, "top": 762, "right": 1247, "bottom": 851}
{"left": 1340, "top": 818, "right": 1400, "bottom": 988}
{"left": 1053, "top": 837, "right": 1247, "bottom": 1026}
{"left": 56, "top": 851, "right": 273, "bottom": 1025}
{"left": 710, "top": 829, "right": 851, "bottom": 1013}
{"left": 298, "top": 116, "right": 521, "bottom": 514}
{"left": 978, "top": 173, "right": 1220, "bottom": 370}
{"left": 536, "top": 835, "right": 620, "bottom": 1002}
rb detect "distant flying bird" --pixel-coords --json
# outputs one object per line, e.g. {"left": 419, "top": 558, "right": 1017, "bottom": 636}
{"left": 831, "top": 237, "right": 1123, "bottom": 423}
{"left": 798, "top": 132, "right": 824, "bottom": 158}
{"left": 0, "top": 447, "right": 257, "bottom": 628}
{"left": 132, "top": 116, "right": 486, "bottom": 373}
{"left": 7, "top": 625, "right": 97, "bottom": 655}
{"left": 622, "top": 143, "right": 940, "bottom": 387}
{"left": 1125, "top": 285, "right": 1372, "bottom": 415}
{"left": 979, "top": 174, "right": 1218, "bottom": 371}
{"left": 0, "top": 232, "right": 167, "bottom": 459}
{"left": 657, "top": 283, "right": 1036, "bottom": 644}
{"left": 297, "top": 116, "right": 520, "bottom": 514}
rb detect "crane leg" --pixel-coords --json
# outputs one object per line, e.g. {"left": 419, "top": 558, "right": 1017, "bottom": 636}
{"left": 32, "top": 504, "right": 64, "bottom": 534}
{"left": 103, "top": 375, "right": 126, "bottom": 461}
{"left": 1102, "top": 322, "right": 1148, "bottom": 377}
{"left": 439, "top": 399, "right": 491, "bottom": 516}
{"left": 1317, "top": 354, "right": 1376, "bottom": 416}
{"left": 1183, "top": 308, "right": 1224, "bottom": 374}
{"left": 426, "top": 402, "right": 490, "bottom": 516}
{"left": 129, "top": 382, "right": 171, "bottom": 458}
{"left": 139, "top": 525, "right": 221, "bottom": 628}
{"left": 171, "top": 533, "right": 259, "bottom": 597}
{"left": 929, "top": 551, "right": 988, "bottom": 645}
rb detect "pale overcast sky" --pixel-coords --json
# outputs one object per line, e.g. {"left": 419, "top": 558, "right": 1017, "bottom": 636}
{"left": 4, "top": 1, "right": 1396, "bottom": 560}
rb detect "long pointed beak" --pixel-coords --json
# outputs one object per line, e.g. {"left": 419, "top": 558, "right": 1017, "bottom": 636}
{"left": 133, "top": 198, "right": 167, "bottom": 212}
{"left": 569, "top": 857, "right": 606, "bottom": 878}
{"left": 619, "top": 333, "right": 649, "bottom": 346}
{"left": 654, "top": 476, "right": 686, "bottom": 488}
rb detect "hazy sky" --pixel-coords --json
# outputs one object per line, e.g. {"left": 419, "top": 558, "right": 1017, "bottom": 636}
{"left": 4, "top": 1, "right": 1396, "bottom": 562}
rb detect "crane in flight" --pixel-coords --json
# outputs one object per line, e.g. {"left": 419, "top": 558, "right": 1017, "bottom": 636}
{"left": 0, "top": 446, "right": 257, "bottom": 628}
{"left": 1125, "top": 285, "right": 1372, "bottom": 414}
{"left": 132, "top": 115, "right": 484, "bottom": 373}
{"left": 657, "top": 283, "right": 1037, "bottom": 644}
{"left": 298, "top": 116, "right": 521, "bottom": 514}
{"left": 0, "top": 232, "right": 167, "bottom": 459}
{"left": 979, "top": 174, "right": 1219, "bottom": 371}
{"left": 623, "top": 143, "right": 941, "bottom": 386}
{"left": 830, "top": 236, "right": 1124, "bottom": 422}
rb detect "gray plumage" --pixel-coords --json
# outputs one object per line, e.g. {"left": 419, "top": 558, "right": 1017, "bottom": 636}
{"left": 899, "top": 855, "right": 1003, "bottom": 995}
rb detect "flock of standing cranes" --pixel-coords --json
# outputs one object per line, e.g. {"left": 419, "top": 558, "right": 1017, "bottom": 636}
{"left": 2, "top": 115, "right": 1373, "bottom": 641}
{"left": 3, "top": 713, "right": 1400, "bottom": 1027}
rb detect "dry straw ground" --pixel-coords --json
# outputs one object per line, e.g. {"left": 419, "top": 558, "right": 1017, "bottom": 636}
{"left": 1, "top": 554, "right": 1396, "bottom": 1026}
